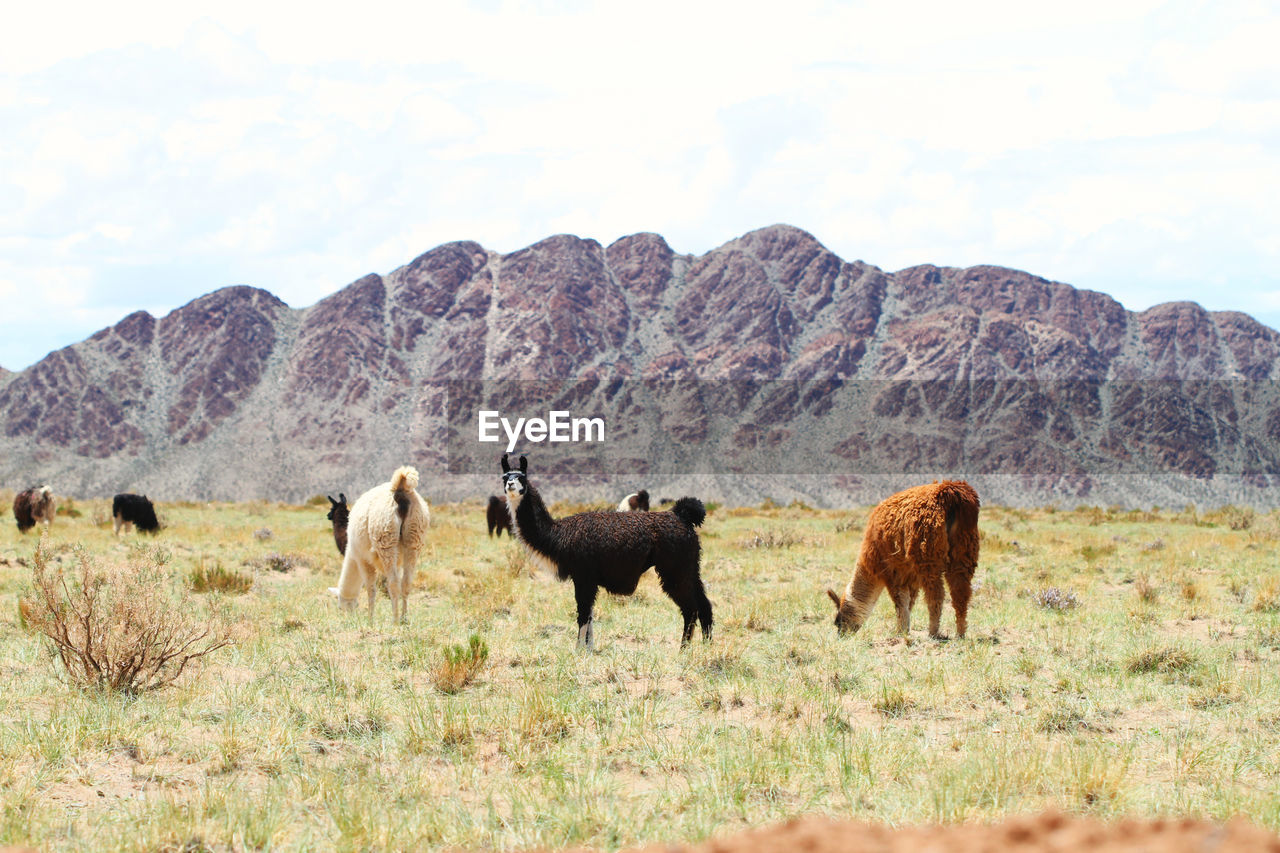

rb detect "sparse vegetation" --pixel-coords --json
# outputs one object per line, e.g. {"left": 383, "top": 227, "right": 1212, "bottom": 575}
{"left": 0, "top": 499, "right": 1278, "bottom": 850}
{"left": 190, "top": 563, "right": 253, "bottom": 594}
{"left": 20, "top": 544, "right": 232, "bottom": 693}
{"left": 432, "top": 634, "right": 489, "bottom": 694}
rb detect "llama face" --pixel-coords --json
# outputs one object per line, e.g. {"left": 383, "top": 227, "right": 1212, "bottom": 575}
{"left": 827, "top": 588, "right": 863, "bottom": 634}
{"left": 502, "top": 471, "right": 527, "bottom": 506}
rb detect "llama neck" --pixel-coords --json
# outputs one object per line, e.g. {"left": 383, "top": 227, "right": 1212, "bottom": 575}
{"left": 511, "top": 484, "right": 560, "bottom": 561}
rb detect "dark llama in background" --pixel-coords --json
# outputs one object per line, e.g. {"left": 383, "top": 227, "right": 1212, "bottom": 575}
{"left": 827, "top": 480, "right": 980, "bottom": 639}
{"left": 13, "top": 486, "right": 54, "bottom": 533}
{"left": 112, "top": 493, "right": 160, "bottom": 535}
{"left": 487, "top": 495, "right": 511, "bottom": 537}
{"left": 500, "top": 453, "right": 712, "bottom": 649}
{"left": 327, "top": 494, "right": 349, "bottom": 555}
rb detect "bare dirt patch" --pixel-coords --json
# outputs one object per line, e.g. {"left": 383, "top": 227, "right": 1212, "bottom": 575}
{"left": 561, "top": 813, "right": 1280, "bottom": 853}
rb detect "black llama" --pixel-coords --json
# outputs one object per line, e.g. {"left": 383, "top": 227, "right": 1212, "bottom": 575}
{"left": 501, "top": 453, "right": 712, "bottom": 649}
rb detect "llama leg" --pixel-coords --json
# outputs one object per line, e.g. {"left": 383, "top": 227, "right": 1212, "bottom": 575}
{"left": 946, "top": 566, "right": 974, "bottom": 639}
{"left": 891, "top": 587, "right": 913, "bottom": 634}
{"left": 332, "top": 553, "right": 364, "bottom": 613}
{"left": 655, "top": 562, "right": 711, "bottom": 647}
{"left": 398, "top": 545, "right": 417, "bottom": 624}
{"left": 573, "top": 580, "right": 599, "bottom": 650}
{"left": 923, "top": 570, "right": 947, "bottom": 639}
{"left": 697, "top": 581, "right": 713, "bottom": 643}
{"left": 113, "top": 515, "right": 122, "bottom": 536}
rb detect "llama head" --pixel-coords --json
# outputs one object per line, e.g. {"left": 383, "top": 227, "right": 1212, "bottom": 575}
{"left": 501, "top": 454, "right": 529, "bottom": 506}
{"left": 326, "top": 494, "right": 349, "bottom": 524}
{"left": 826, "top": 588, "right": 864, "bottom": 635}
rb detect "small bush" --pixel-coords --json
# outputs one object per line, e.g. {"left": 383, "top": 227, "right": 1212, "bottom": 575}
{"left": 1133, "top": 575, "right": 1159, "bottom": 604}
{"left": 1078, "top": 543, "right": 1116, "bottom": 562}
{"left": 251, "top": 553, "right": 302, "bottom": 573}
{"left": 433, "top": 635, "right": 489, "bottom": 694}
{"left": 738, "top": 528, "right": 805, "bottom": 549}
{"left": 21, "top": 544, "right": 232, "bottom": 693}
{"left": 55, "top": 498, "right": 82, "bottom": 518}
{"left": 1033, "top": 587, "right": 1081, "bottom": 611}
{"left": 191, "top": 564, "right": 253, "bottom": 595}
{"left": 1126, "top": 645, "right": 1196, "bottom": 675}
{"left": 873, "top": 685, "right": 915, "bottom": 718}
{"left": 253, "top": 527, "right": 273, "bottom": 541}
{"left": 1253, "top": 577, "right": 1280, "bottom": 613}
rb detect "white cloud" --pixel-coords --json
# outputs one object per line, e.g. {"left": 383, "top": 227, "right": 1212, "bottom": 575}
{"left": 2, "top": 0, "right": 1280, "bottom": 368}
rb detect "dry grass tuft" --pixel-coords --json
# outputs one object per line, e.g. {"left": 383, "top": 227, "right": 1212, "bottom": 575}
{"left": 190, "top": 564, "right": 253, "bottom": 595}
{"left": 1125, "top": 645, "right": 1197, "bottom": 675}
{"left": 1253, "top": 577, "right": 1280, "bottom": 613}
{"left": 432, "top": 634, "right": 489, "bottom": 694}
{"left": 21, "top": 544, "right": 233, "bottom": 693}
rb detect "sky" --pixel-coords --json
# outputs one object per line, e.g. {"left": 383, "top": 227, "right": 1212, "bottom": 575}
{"left": 2, "top": 0, "right": 1279, "bottom": 370}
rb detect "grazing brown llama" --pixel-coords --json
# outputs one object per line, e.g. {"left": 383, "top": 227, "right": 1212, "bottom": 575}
{"left": 326, "top": 494, "right": 349, "bottom": 555}
{"left": 13, "top": 486, "right": 55, "bottom": 533}
{"left": 617, "top": 489, "right": 650, "bottom": 512}
{"left": 487, "top": 495, "right": 511, "bottom": 537}
{"left": 501, "top": 454, "right": 711, "bottom": 649}
{"left": 826, "top": 480, "right": 980, "bottom": 639}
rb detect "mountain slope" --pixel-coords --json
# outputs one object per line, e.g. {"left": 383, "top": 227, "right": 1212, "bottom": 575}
{"left": 3, "top": 225, "right": 1278, "bottom": 506}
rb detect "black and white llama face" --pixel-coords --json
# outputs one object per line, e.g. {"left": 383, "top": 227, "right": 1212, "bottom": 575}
{"left": 500, "top": 454, "right": 528, "bottom": 505}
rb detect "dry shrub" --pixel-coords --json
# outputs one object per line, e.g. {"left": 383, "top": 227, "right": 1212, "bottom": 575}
{"left": 1033, "top": 587, "right": 1081, "bottom": 611}
{"left": 738, "top": 528, "right": 806, "bottom": 549}
{"left": 250, "top": 552, "right": 303, "bottom": 572}
{"left": 21, "top": 543, "right": 232, "bottom": 693}
{"left": 432, "top": 634, "right": 489, "bottom": 694}
{"left": 1133, "top": 575, "right": 1159, "bottom": 604}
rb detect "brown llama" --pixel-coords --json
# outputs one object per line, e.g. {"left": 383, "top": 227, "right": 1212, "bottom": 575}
{"left": 487, "top": 495, "right": 511, "bottom": 537}
{"left": 826, "top": 480, "right": 979, "bottom": 639}
{"left": 326, "top": 494, "right": 349, "bottom": 555}
{"left": 13, "top": 486, "right": 55, "bottom": 533}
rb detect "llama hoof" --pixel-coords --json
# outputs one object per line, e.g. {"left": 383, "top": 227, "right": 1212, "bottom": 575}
{"left": 929, "top": 632, "right": 951, "bottom": 642}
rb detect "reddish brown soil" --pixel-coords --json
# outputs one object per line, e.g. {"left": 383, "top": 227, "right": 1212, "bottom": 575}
{"left": 563, "top": 813, "right": 1280, "bottom": 853}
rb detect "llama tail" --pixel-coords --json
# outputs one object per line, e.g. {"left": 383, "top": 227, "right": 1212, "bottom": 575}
{"left": 936, "top": 480, "right": 980, "bottom": 533}
{"left": 670, "top": 497, "right": 706, "bottom": 528}
{"left": 390, "top": 466, "right": 419, "bottom": 493}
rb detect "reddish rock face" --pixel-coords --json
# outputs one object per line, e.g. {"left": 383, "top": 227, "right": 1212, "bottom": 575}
{"left": 4, "top": 223, "right": 1280, "bottom": 503}
{"left": 160, "top": 287, "right": 285, "bottom": 445}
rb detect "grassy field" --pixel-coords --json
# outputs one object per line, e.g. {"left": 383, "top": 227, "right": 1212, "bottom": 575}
{"left": 0, "top": 494, "right": 1278, "bottom": 851}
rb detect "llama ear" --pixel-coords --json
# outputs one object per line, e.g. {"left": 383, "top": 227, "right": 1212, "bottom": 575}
{"left": 339, "top": 493, "right": 347, "bottom": 504}
{"left": 327, "top": 495, "right": 337, "bottom": 504}
{"left": 519, "top": 455, "right": 527, "bottom": 474}
{"left": 826, "top": 588, "right": 842, "bottom": 609}
{"left": 501, "top": 453, "right": 510, "bottom": 473}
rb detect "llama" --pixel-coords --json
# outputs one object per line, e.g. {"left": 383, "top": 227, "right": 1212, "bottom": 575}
{"left": 13, "top": 486, "right": 54, "bottom": 533}
{"left": 487, "top": 495, "right": 511, "bottom": 537}
{"left": 617, "top": 489, "right": 650, "bottom": 512}
{"left": 328, "top": 467, "right": 429, "bottom": 623}
{"left": 826, "top": 480, "right": 980, "bottom": 639}
{"left": 112, "top": 493, "right": 160, "bottom": 535}
{"left": 501, "top": 453, "right": 712, "bottom": 649}
{"left": 326, "top": 494, "right": 349, "bottom": 555}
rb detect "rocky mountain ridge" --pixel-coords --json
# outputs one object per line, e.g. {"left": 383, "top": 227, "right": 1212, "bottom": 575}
{"left": 3, "top": 225, "right": 1279, "bottom": 506}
